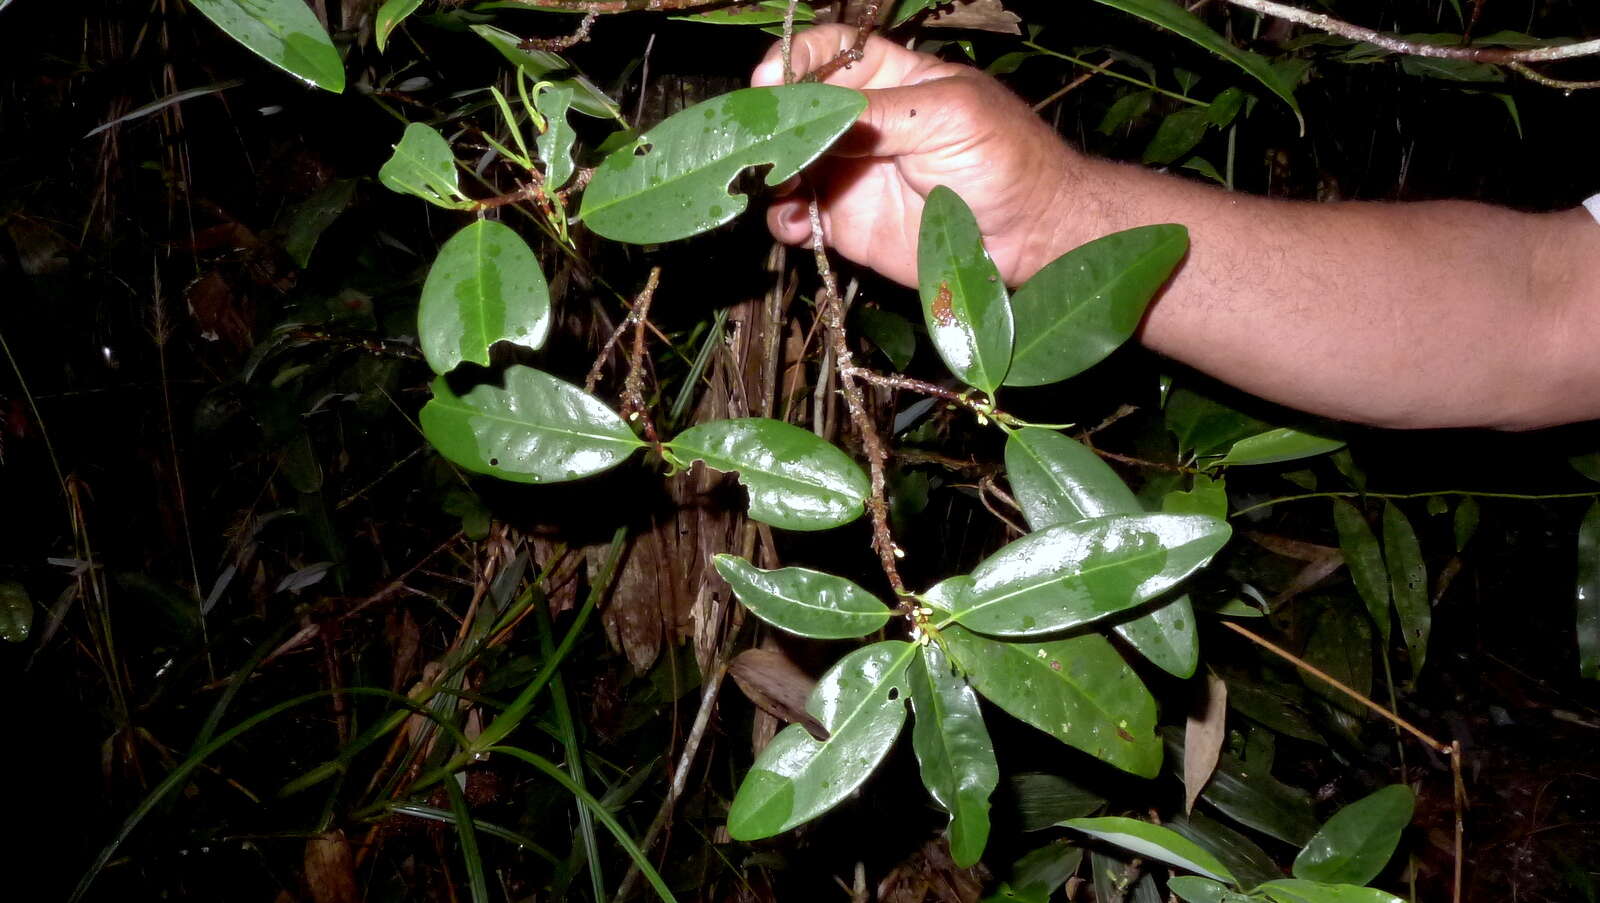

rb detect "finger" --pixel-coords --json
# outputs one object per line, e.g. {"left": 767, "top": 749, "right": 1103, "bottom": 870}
{"left": 830, "top": 75, "right": 994, "bottom": 158}
{"left": 766, "top": 196, "right": 814, "bottom": 245}
{"left": 751, "top": 24, "right": 936, "bottom": 90}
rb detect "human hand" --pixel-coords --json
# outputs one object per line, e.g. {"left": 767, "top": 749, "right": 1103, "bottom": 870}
{"left": 751, "top": 25, "right": 1082, "bottom": 288}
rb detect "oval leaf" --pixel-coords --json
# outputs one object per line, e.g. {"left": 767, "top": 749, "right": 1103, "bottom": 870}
{"left": 1060, "top": 816, "right": 1234, "bottom": 883}
{"left": 1112, "top": 595, "right": 1199, "bottom": 678}
{"left": 1169, "top": 876, "right": 1252, "bottom": 903}
{"left": 917, "top": 185, "right": 1013, "bottom": 395}
{"left": 581, "top": 85, "right": 866, "bottom": 243}
{"left": 1166, "top": 812, "right": 1284, "bottom": 891}
{"left": 1292, "top": 785, "right": 1415, "bottom": 886}
{"left": 374, "top": 0, "right": 422, "bottom": 52}
{"left": 1332, "top": 500, "right": 1391, "bottom": 644}
{"left": 667, "top": 418, "right": 869, "bottom": 531}
{"left": 909, "top": 642, "right": 998, "bottom": 868}
{"left": 1259, "top": 879, "right": 1404, "bottom": 903}
{"left": 713, "top": 554, "right": 890, "bottom": 639}
{"left": 940, "top": 623, "right": 1161, "bottom": 777}
{"left": 1216, "top": 428, "right": 1345, "bottom": 468}
{"left": 537, "top": 83, "right": 578, "bottom": 191}
{"left": 189, "top": 0, "right": 344, "bottom": 93}
{"left": 1005, "top": 427, "right": 1138, "bottom": 531}
{"left": 471, "top": 25, "right": 622, "bottom": 121}
{"left": 419, "top": 219, "right": 551, "bottom": 374}
{"left": 0, "top": 581, "right": 31, "bottom": 643}
{"left": 727, "top": 641, "right": 916, "bottom": 839}
{"left": 1004, "top": 225, "right": 1187, "bottom": 387}
{"left": 948, "top": 513, "right": 1231, "bottom": 636}
{"left": 1381, "top": 503, "right": 1429, "bottom": 679}
{"left": 419, "top": 365, "right": 644, "bottom": 484}
{"left": 379, "top": 122, "right": 471, "bottom": 209}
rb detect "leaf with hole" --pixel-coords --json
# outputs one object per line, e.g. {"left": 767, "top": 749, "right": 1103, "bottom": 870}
{"left": 1382, "top": 502, "right": 1429, "bottom": 679}
{"left": 379, "top": 123, "right": 472, "bottom": 210}
{"left": 418, "top": 219, "right": 551, "bottom": 374}
{"left": 374, "top": 0, "right": 422, "bottom": 52}
{"left": 946, "top": 513, "right": 1229, "bottom": 637}
{"left": 940, "top": 621, "right": 1161, "bottom": 777}
{"left": 1293, "top": 784, "right": 1414, "bottom": 885}
{"left": 918, "top": 185, "right": 1014, "bottom": 395}
{"left": 581, "top": 85, "right": 865, "bottom": 243}
{"left": 727, "top": 641, "right": 916, "bottom": 839}
{"left": 1216, "top": 428, "right": 1345, "bottom": 468}
{"left": 667, "top": 418, "right": 869, "bottom": 531}
{"left": 909, "top": 641, "right": 998, "bottom": 868}
{"left": 472, "top": 25, "right": 623, "bottom": 121}
{"left": 1259, "top": 879, "right": 1404, "bottom": 903}
{"left": 1005, "top": 225, "right": 1186, "bottom": 387}
{"left": 189, "top": 0, "right": 344, "bottom": 93}
{"left": 419, "top": 366, "right": 644, "bottom": 484}
{"left": 713, "top": 554, "right": 890, "bottom": 639}
{"left": 1059, "top": 816, "right": 1235, "bottom": 883}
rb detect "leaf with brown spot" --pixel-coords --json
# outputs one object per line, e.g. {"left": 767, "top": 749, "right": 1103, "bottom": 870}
{"left": 1183, "top": 672, "right": 1227, "bottom": 814}
{"left": 730, "top": 646, "right": 827, "bottom": 741}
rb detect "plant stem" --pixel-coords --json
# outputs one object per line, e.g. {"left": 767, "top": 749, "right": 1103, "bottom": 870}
{"left": 1232, "top": 488, "right": 1600, "bottom": 519}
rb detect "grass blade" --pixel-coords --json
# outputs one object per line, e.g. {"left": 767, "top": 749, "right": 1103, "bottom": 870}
{"left": 445, "top": 773, "right": 492, "bottom": 903}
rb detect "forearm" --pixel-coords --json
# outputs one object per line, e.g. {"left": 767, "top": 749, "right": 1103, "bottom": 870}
{"left": 1038, "top": 158, "right": 1600, "bottom": 430}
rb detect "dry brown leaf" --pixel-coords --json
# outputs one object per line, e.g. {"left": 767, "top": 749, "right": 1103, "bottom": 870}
{"left": 731, "top": 646, "right": 826, "bottom": 741}
{"left": 1183, "top": 672, "right": 1228, "bottom": 814}
{"left": 926, "top": 0, "right": 1022, "bottom": 34}
{"left": 304, "top": 829, "right": 358, "bottom": 903}
{"left": 1246, "top": 530, "right": 1341, "bottom": 562}
{"left": 1271, "top": 550, "right": 1347, "bottom": 609}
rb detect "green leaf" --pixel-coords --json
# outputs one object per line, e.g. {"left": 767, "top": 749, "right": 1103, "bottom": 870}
{"left": 941, "top": 624, "right": 1162, "bottom": 777}
{"left": 1111, "top": 595, "right": 1199, "bottom": 678}
{"left": 1300, "top": 601, "right": 1373, "bottom": 718}
{"left": 1009, "top": 773, "right": 1106, "bottom": 831}
{"left": 1166, "top": 811, "right": 1283, "bottom": 891}
{"left": 988, "top": 840, "right": 1084, "bottom": 903}
{"left": 856, "top": 307, "right": 917, "bottom": 371}
{"left": 671, "top": 0, "right": 816, "bottom": 24}
{"left": 1226, "top": 677, "right": 1325, "bottom": 745}
{"left": 727, "top": 641, "right": 916, "bottom": 839}
{"left": 1216, "top": 428, "right": 1345, "bottom": 468}
{"left": 713, "top": 554, "right": 891, "bottom": 639}
{"left": 1259, "top": 879, "right": 1404, "bottom": 903}
{"left": 918, "top": 185, "right": 1014, "bottom": 395}
{"left": 667, "top": 418, "right": 870, "bottom": 531}
{"left": 909, "top": 642, "right": 999, "bottom": 868}
{"left": 0, "top": 581, "right": 31, "bottom": 643}
{"left": 1169, "top": 876, "right": 1252, "bottom": 903}
{"left": 1005, "top": 428, "right": 1139, "bottom": 530}
{"left": 1058, "top": 817, "right": 1235, "bottom": 883}
{"left": 1005, "top": 225, "right": 1187, "bottom": 387}
{"left": 1166, "top": 388, "right": 1272, "bottom": 460}
{"left": 472, "top": 25, "right": 623, "bottom": 121}
{"left": 1400, "top": 55, "right": 1504, "bottom": 83}
{"left": 1097, "top": 90, "right": 1153, "bottom": 134}
{"left": 891, "top": 0, "right": 941, "bottom": 26}
{"left": 280, "top": 178, "right": 356, "bottom": 269}
{"left": 1163, "top": 474, "right": 1228, "bottom": 519}
{"left": 1381, "top": 503, "right": 1429, "bottom": 679}
{"left": 1163, "top": 729, "right": 1319, "bottom": 846}
{"left": 1143, "top": 107, "right": 1211, "bottom": 165}
{"left": 1453, "top": 497, "right": 1479, "bottom": 552}
{"left": 418, "top": 219, "right": 551, "bottom": 374}
{"left": 379, "top": 123, "right": 472, "bottom": 209}
{"left": 1332, "top": 500, "right": 1391, "bottom": 644}
{"left": 1182, "top": 157, "right": 1227, "bottom": 186}
{"left": 947, "top": 513, "right": 1230, "bottom": 637}
{"left": 1206, "top": 87, "right": 1245, "bottom": 127}
{"left": 581, "top": 85, "right": 866, "bottom": 244}
{"left": 1087, "top": 0, "right": 1302, "bottom": 128}
{"left": 536, "top": 82, "right": 578, "bottom": 190}
{"left": 419, "top": 366, "right": 644, "bottom": 483}
{"left": 189, "top": 0, "right": 344, "bottom": 93}
{"left": 375, "top": 0, "right": 422, "bottom": 51}
{"left": 1579, "top": 502, "right": 1600, "bottom": 679}
{"left": 1293, "top": 784, "right": 1415, "bottom": 885}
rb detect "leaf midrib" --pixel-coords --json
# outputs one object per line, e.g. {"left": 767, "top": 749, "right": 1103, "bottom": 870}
{"left": 436, "top": 396, "right": 639, "bottom": 449}
{"left": 953, "top": 529, "right": 1184, "bottom": 626}
{"left": 677, "top": 446, "right": 861, "bottom": 502}
{"left": 732, "top": 569, "right": 885, "bottom": 623}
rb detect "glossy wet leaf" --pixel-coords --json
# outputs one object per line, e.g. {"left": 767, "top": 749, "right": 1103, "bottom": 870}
{"left": 891, "top": 0, "right": 940, "bottom": 26}
{"left": 472, "top": 26, "right": 622, "bottom": 120}
{"left": 727, "top": 641, "right": 915, "bottom": 839}
{"left": 712, "top": 554, "right": 890, "bottom": 639}
{"left": 1381, "top": 503, "right": 1429, "bottom": 679}
{"left": 918, "top": 186, "right": 1014, "bottom": 395}
{"left": 1259, "top": 879, "right": 1404, "bottom": 903}
{"left": 189, "top": 0, "right": 344, "bottom": 93}
{"left": 1580, "top": 502, "right": 1600, "bottom": 679}
{"left": 1059, "top": 817, "right": 1235, "bottom": 883}
{"left": 1332, "top": 500, "right": 1391, "bottom": 644}
{"left": 856, "top": 307, "right": 917, "bottom": 371}
{"left": 1166, "top": 388, "right": 1272, "bottom": 460}
{"left": 418, "top": 219, "right": 551, "bottom": 374}
{"left": 1004, "top": 225, "right": 1185, "bottom": 386}
{"left": 1163, "top": 729, "right": 1318, "bottom": 846}
{"left": 667, "top": 418, "right": 869, "bottom": 531}
{"left": 374, "top": 0, "right": 422, "bottom": 51}
{"left": 419, "top": 366, "right": 644, "bottom": 484}
{"left": 378, "top": 123, "right": 471, "bottom": 210}
{"left": 1164, "top": 474, "right": 1228, "bottom": 519}
{"left": 1087, "top": 0, "right": 1302, "bottom": 127}
{"left": 1169, "top": 877, "right": 1252, "bottom": 903}
{"left": 1293, "top": 784, "right": 1414, "bottom": 885}
{"left": 581, "top": 85, "right": 865, "bottom": 243}
{"left": 909, "top": 642, "right": 998, "bottom": 867}
{"left": 942, "top": 623, "right": 1161, "bottom": 777}
{"left": 672, "top": 0, "right": 815, "bottom": 24}
{"left": 1005, "top": 427, "right": 1138, "bottom": 530}
{"left": 1166, "top": 812, "right": 1282, "bottom": 891}
{"left": 537, "top": 83, "right": 578, "bottom": 190}
{"left": 947, "top": 513, "right": 1230, "bottom": 637}
{"left": 1216, "top": 428, "right": 1345, "bottom": 468}
{"left": 1112, "top": 595, "right": 1199, "bottom": 678}
{"left": 0, "top": 581, "right": 31, "bottom": 643}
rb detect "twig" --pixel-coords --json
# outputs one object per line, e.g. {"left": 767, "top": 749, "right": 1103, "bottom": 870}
{"left": 1506, "top": 62, "right": 1600, "bottom": 90}
{"left": 1220, "top": 620, "right": 1450, "bottom": 754}
{"left": 801, "top": 1, "right": 882, "bottom": 83}
{"left": 1090, "top": 447, "right": 1199, "bottom": 474}
{"left": 621, "top": 268, "right": 663, "bottom": 444}
{"left": 585, "top": 268, "right": 661, "bottom": 398}
{"left": 1452, "top": 739, "right": 1467, "bottom": 903}
{"left": 1232, "top": 488, "right": 1600, "bottom": 519}
{"left": 977, "top": 474, "right": 1027, "bottom": 535}
{"left": 518, "top": 11, "right": 598, "bottom": 51}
